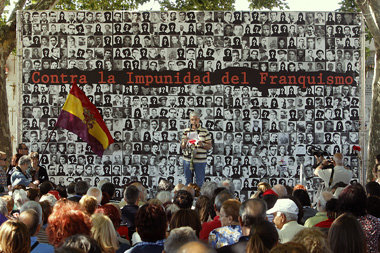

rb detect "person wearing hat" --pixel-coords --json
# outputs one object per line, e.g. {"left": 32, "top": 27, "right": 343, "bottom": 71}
{"left": 266, "top": 198, "right": 304, "bottom": 243}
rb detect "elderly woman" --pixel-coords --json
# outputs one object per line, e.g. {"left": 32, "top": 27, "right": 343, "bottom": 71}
{"left": 10, "top": 155, "right": 36, "bottom": 189}
{"left": 126, "top": 204, "right": 167, "bottom": 253}
{"left": 208, "top": 199, "right": 242, "bottom": 248}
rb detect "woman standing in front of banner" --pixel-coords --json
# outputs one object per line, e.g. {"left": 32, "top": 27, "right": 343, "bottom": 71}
{"left": 181, "top": 111, "right": 212, "bottom": 187}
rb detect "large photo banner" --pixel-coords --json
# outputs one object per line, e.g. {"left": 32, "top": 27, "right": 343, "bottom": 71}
{"left": 20, "top": 10, "right": 361, "bottom": 200}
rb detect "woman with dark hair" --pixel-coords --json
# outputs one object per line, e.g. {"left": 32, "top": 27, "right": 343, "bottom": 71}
{"left": 328, "top": 213, "right": 366, "bottom": 253}
{"left": 170, "top": 209, "right": 202, "bottom": 237}
{"left": 173, "top": 190, "right": 193, "bottom": 209}
{"left": 129, "top": 204, "right": 167, "bottom": 252}
{"left": 246, "top": 220, "right": 278, "bottom": 253}
{"left": 195, "top": 195, "right": 212, "bottom": 224}
{"left": 337, "top": 184, "right": 380, "bottom": 252}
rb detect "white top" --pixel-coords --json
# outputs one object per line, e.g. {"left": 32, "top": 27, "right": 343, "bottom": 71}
{"left": 279, "top": 221, "right": 305, "bottom": 243}
{"left": 316, "top": 165, "right": 353, "bottom": 189}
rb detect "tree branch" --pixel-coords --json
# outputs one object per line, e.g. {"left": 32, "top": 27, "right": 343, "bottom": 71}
{"left": 357, "top": 0, "right": 380, "bottom": 45}
{"left": 0, "top": 0, "right": 8, "bottom": 17}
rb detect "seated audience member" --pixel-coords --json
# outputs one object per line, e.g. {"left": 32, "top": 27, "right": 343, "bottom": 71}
{"left": 126, "top": 204, "right": 167, "bottom": 253}
{"left": 272, "top": 184, "right": 287, "bottom": 198}
{"left": 164, "top": 227, "right": 198, "bottom": 253}
{"left": 328, "top": 213, "right": 366, "bottom": 253}
{"left": 38, "top": 200, "right": 52, "bottom": 243}
{"left": 59, "top": 234, "right": 102, "bottom": 253}
{"left": 199, "top": 190, "right": 233, "bottom": 241}
{"left": 19, "top": 209, "right": 54, "bottom": 252}
{"left": 86, "top": 187, "right": 103, "bottom": 205}
{"left": 337, "top": 183, "right": 380, "bottom": 252}
{"left": 27, "top": 188, "right": 40, "bottom": 201}
{"left": 270, "top": 242, "right": 307, "bottom": 253}
{"left": 157, "top": 178, "right": 173, "bottom": 192}
{"left": 178, "top": 241, "right": 215, "bottom": 253}
{"left": 80, "top": 195, "right": 98, "bottom": 216}
{"left": 101, "top": 182, "right": 116, "bottom": 205}
{"left": 39, "top": 181, "right": 54, "bottom": 196}
{"left": 173, "top": 190, "right": 194, "bottom": 209}
{"left": 121, "top": 185, "right": 140, "bottom": 240}
{"left": 68, "top": 181, "right": 89, "bottom": 202}
{"left": 1, "top": 195, "right": 14, "bottom": 217}
{"left": 292, "top": 228, "right": 331, "bottom": 253}
{"left": 314, "top": 198, "right": 338, "bottom": 233}
{"left": 40, "top": 193, "right": 58, "bottom": 207}
{"left": 170, "top": 209, "right": 202, "bottom": 237}
{"left": 266, "top": 198, "right": 304, "bottom": 243}
{"left": 0, "top": 220, "right": 30, "bottom": 253}
{"left": 304, "top": 191, "right": 333, "bottom": 227}
{"left": 91, "top": 213, "right": 119, "bottom": 253}
{"left": 245, "top": 220, "right": 278, "bottom": 253}
{"left": 217, "top": 199, "right": 268, "bottom": 252}
{"left": 195, "top": 195, "right": 212, "bottom": 224}
{"left": 13, "top": 188, "right": 29, "bottom": 211}
{"left": 130, "top": 182, "right": 147, "bottom": 206}
{"left": 47, "top": 200, "right": 92, "bottom": 247}
{"left": 209, "top": 199, "right": 242, "bottom": 248}
{"left": 95, "top": 204, "right": 130, "bottom": 251}
{"left": 10, "top": 155, "right": 36, "bottom": 188}
{"left": 67, "top": 182, "right": 76, "bottom": 199}
{"left": 200, "top": 181, "right": 218, "bottom": 200}
{"left": 292, "top": 189, "right": 317, "bottom": 224}
{"left": 366, "top": 182, "right": 380, "bottom": 217}
{"left": 156, "top": 191, "right": 172, "bottom": 205}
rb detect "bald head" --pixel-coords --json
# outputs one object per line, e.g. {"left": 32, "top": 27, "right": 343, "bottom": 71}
{"left": 333, "top": 153, "right": 343, "bottom": 166}
{"left": 178, "top": 241, "right": 215, "bottom": 253}
{"left": 19, "top": 209, "right": 40, "bottom": 236}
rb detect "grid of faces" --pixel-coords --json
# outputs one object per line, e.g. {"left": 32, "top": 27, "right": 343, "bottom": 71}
{"left": 21, "top": 11, "right": 361, "bottom": 200}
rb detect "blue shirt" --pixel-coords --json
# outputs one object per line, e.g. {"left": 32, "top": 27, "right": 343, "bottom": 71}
{"left": 209, "top": 225, "right": 242, "bottom": 249}
{"left": 10, "top": 168, "right": 31, "bottom": 187}
{"left": 30, "top": 236, "right": 54, "bottom": 253}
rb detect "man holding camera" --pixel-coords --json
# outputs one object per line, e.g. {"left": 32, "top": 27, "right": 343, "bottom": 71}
{"left": 314, "top": 153, "right": 353, "bottom": 189}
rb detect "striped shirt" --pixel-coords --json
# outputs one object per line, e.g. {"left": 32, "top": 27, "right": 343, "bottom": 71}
{"left": 182, "top": 126, "right": 211, "bottom": 163}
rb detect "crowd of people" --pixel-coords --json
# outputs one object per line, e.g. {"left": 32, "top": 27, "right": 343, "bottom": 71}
{"left": 0, "top": 144, "right": 379, "bottom": 253}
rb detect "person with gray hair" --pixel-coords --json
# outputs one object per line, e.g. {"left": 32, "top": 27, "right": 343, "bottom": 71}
{"left": 266, "top": 198, "right": 304, "bottom": 243}
{"left": 217, "top": 199, "right": 268, "bottom": 252}
{"left": 181, "top": 110, "right": 212, "bottom": 187}
{"left": 304, "top": 191, "right": 333, "bottom": 227}
{"left": 156, "top": 191, "right": 172, "bottom": 204}
{"left": 164, "top": 226, "right": 198, "bottom": 253}
{"left": 20, "top": 201, "right": 43, "bottom": 225}
{"left": 200, "top": 181, "right": 218, "bottom": 200}
{"left": 86, "top": 187, "right": 102, "bottom": 205}
{"left": 19, "top": 209, "right": 54, "bottom": 252}
{"left": 10, "top": 155, "right": 36, "bottom": 188}
{"left": 219, "top": 180, "right": 235, "bottom": 194}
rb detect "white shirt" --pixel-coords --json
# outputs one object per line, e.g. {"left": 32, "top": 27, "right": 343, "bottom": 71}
{"left": 316, "top": 165, "right": 353, "bottom": 189}
{"left": 279, "top": 221, "right": 305, "bottom": 243}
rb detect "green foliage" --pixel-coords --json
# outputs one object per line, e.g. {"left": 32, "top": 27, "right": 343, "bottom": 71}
{"left": 248, "top": 0, "right": 289, "bottom": 10}
{"left": 336, "top": 0, "right": 360, "bottom": 12}
{"left": 158, "top": 0, "right": 235, "bottom": 11}
{"left": 54, "top": 0, "right": 150, "bottom": 10}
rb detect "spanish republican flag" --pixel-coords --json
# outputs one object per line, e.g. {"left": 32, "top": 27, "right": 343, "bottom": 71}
{"left": 56, "top": 82, "right": 114, "bottom": 157}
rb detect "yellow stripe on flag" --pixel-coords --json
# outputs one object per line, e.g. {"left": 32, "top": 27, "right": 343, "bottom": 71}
{"left": 62, "top": 94, "right": 111, "bottom": 149}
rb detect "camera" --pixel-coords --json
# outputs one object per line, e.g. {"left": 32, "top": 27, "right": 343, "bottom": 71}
{"left": 310, "top": 146, "right": 329, "bottom": 157}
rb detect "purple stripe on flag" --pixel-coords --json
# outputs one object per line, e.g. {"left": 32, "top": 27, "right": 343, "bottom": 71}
{"left": 56, "top": 110, "right": 105, "bottom": 157}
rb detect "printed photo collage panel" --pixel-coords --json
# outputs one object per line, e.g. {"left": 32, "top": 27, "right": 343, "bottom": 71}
{"left": 21, "top": 11, "right": 361, "bottom": 200}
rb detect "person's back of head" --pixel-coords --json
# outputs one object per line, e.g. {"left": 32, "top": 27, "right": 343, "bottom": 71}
{"left": 272, "top": 184, "right": 287, "bottom": 198}
{"left": 292, "top": 189, "right": 311, "bottom": 207}
{"left": 67, "top": 182, "right": 76, "bottom": 195}
{"left": 124, "top": 185, "right": 140, "bottom": 205}
{"left": 246, "top": 220, "right": 278, "bottom": 253}
{"left": 19, "top": 209, "right": 40, "bottom": 236}
{"left": 365, "top": 181, "right": 380, "bottom": 197}
{"left": 292, "top": 228, "right": 331, "bottom": 253}
{"left": 40, "top": 181, "right": 54, "bottom": 196}
{"left": 214, "top": 189, "right": 233, "bottom": 213}
{"left": 79, "top": 196, "right": 98, "bottom": 216}
{"left": 156, "top": 191, "right": 172, "bottom": 204}
{"left": 170, "top": 209, "right": 202, "bottom": 237}
{"left": 90, "top": 213, "right": 118, "bottom": 253}
{"left": 270, "top": 242, "right": 307, "bottom": 253}
{"left": 61, "top": 234, "right": 101, "bottom": 253}
{"left": 316, "top": 191, "right": 333, "bottom": 212}
{"left": 173, "top": 190, "right": 194, "bottom": 209}
{"left": 333, "top": 153, "right": 343, "bottom": 166}
{"left": 200, "top": 181, "right": 218, "bottom": 200}
{"left": 158, "top": 178, "right": 173, "bottom": 192}
{"left": 177, "top": 241, "right": 216, "bottom": 253}
{"left": 0, "top": 220, "right": 30, "bottom": 253}
{"left": 135, "top": 204, "right": 167, "bottom": 242}
{"left": 219, "top": 179, "right": 235, "bottom": 194}
{"left": 240, "top": 199, "right": 267, "bottom": 228}
{"left": 20, "top": 200, "right": 43, "bottom": 225}
{"left": 75, "top": 181, "right": 89, "bottom": 196}
{"left": 55, "top": 246, "right": 86, "bottom": 253}
{"left": 86, "top": 187, "right": 102, "bottom": 205}
{"left": 101, "top": 182, "right": 115, "bottom": 205}
{"left": 262, "top": 193, "right": 278, "bottom": 210}
{"left": 328, "top": 213, "right": 366, "bottom": 253}
{"left": 337, "top": 183, "right": 367, "bottom": 217}
{"left": 367, "top": 195, "right": 380, "bottom": 218}
{"left": 164, "top": 227, "right": 198, "bottom": 253}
